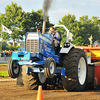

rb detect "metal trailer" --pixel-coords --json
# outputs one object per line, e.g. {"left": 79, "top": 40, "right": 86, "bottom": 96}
{"left": 81, "top": 47, "right": 100, "bottom": 90}
{"left": 7, "top": 25, "right": 88, "bottom": 91}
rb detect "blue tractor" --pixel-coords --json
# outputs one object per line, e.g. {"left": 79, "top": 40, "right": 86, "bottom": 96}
{"left": 7, "top": 25, "right": 88, "bottom": 91}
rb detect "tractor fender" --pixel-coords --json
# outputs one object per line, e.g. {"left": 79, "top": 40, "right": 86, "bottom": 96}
{"left": 60, "top": 43, "right": 74, "bottom": 54}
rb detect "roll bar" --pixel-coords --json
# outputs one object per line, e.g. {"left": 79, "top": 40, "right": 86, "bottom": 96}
{"left": 53, "top": 25, "right": 70, "bottom": 42}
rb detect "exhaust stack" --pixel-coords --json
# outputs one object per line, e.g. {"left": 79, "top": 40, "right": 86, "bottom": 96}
{"left": 42, "top": 19, "right": 46, "bottom": 34}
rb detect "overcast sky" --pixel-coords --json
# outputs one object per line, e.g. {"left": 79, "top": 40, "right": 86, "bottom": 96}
{"left": 0, "top": 0, "right": 100, "bottom": 24}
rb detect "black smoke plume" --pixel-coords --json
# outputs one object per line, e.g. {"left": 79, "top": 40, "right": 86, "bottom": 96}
{"left": 43, "top": 0, "right": 53, "bottom": 20}
{"left": 42, "top": 0, "right": 53, "bottom": 34}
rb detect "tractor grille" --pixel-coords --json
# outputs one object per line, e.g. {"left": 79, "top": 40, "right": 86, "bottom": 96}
{"left": 26, "top": 40, "right": 39, "bottom": 53}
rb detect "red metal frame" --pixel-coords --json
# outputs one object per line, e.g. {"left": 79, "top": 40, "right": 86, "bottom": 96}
{"left": 94, "top": 65, "right": 100, "bottom": 88}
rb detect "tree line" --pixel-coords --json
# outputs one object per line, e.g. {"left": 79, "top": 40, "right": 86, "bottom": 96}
{"left": 58, "top": 14, "right": 100, "bottom": 46}
{"left": 0, "top": 2, "right": 100, "bottom": 46}
{"left": 0, "top": 2, "right": 53, "bottom": 46}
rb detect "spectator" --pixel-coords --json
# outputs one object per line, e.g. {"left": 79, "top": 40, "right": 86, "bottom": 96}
{"left": 3, "top": 51, "right": 6, "bottom": 57}
{"left": 1, "top": 51, "right": 4, "bottom": 57}
{"left": 5, "top": 50, "right": 8, "bottom": 57}
{"left": 0, "top": 50, "right": 15, "bottom": 57}
{"left": 8, "top": 50, "right": 11, "bottom": 56}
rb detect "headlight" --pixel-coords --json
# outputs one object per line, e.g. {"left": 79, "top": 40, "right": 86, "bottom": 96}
{"left": 64, "top": 42, "right": 70, "bottom": 48}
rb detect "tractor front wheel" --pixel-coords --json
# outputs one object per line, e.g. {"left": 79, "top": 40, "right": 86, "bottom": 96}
{"left": 44, "top": 57, "right": 56, "bottom": 78}
{"left": 7, "top": 58, "right": 20, "bottom": 78}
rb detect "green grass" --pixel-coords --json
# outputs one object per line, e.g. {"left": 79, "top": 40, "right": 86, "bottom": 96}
{"left": 0, "top": 63, "right": 7, "bottom": 65}
{"left": 0, "top": 71, "right": 9, "bottom": 77}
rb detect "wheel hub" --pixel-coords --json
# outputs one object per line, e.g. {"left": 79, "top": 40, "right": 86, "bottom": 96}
{"left": 50, "top": 62, "right": 55, "bottom": 74}
{"left": 13, "top": 62, "right": 19, "bottom": 74}
{"left": 14, "top": 66, "right": 19, "bottom": 74}
{"left": 78, "top": 57, "right": 86, "bottom": 85}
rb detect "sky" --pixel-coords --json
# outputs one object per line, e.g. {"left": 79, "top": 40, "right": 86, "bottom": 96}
{"left": 0, "top": 0, "right": 100, "bottom": 24}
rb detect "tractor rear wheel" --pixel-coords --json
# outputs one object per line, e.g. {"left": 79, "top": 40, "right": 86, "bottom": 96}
{"left": 61, "top": 48, "right": 88, "bottom": 91}
{"left": 7, "top": 58, "right": 20, "bottom": 78}
{"left": 22, "top": 65, "right": 47, "bottom": 90}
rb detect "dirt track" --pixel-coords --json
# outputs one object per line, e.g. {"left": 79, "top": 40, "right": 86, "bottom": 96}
{"left": 0, "top": 65, "right": 8, "bottom": 71}
{"left": 0, "top": 65, "right": 100, "bottom": 100}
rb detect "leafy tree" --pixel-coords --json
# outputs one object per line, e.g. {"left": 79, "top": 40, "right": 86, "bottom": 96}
{"left": 74, "top": 15, "right": 100, "bottom": 46}
{"left": 57, "top": 13, "right": 77, "bottom": 45}
{"left": 23, "top": 9, "right": 53, "bottom": 33}
{"left": 72, "top": 15, "right": 91, "bottom": 46}
{"left": 91, "top": 16, "right": 100, "bottom": 43}
{"left": 0, "top": 2, "right": 54, "bottom": 46}
{"left": 58, "top": 13, "right": 100, "bottom": 46}
{"left": 0, "top": 2, "right": 25, "bottom": 46}
{"left": 0, "top": 13, "right": 1, "bottom": 35}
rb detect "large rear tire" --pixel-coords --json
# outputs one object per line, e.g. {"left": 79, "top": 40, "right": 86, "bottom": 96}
{"left": 22, "top": 65, "right": 47, "bottom": 90}
{"left": 61, "top": 48, "right": 88, "bottom": 91}
{"left": 7, "top": 58, "right": 20, "bottom": 78}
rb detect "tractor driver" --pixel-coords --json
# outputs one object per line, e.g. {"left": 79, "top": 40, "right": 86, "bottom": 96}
{"left": 49, "top": 27, "right": 61, "bottom": 50}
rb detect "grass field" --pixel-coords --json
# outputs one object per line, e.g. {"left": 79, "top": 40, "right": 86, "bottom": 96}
{"left": 0, "top": 63, "right": 8, "bottom": 77}
{"left": 0, "top": 63, "right": 7, "bottom": 65}
{"left": 0, "top": 71, "right": 9, "bottom": 77}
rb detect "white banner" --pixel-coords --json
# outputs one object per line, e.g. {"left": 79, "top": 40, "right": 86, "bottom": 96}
{"left": 2, "top": 24, "right": 12, "bottom": 34}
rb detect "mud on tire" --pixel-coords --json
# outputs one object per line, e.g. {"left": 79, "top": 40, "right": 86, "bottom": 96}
{"left": 22, "top": 65, "right": 46, "bottom": 90}
{"left": 61, "top": 48, "right": 88, "bottom": 91}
